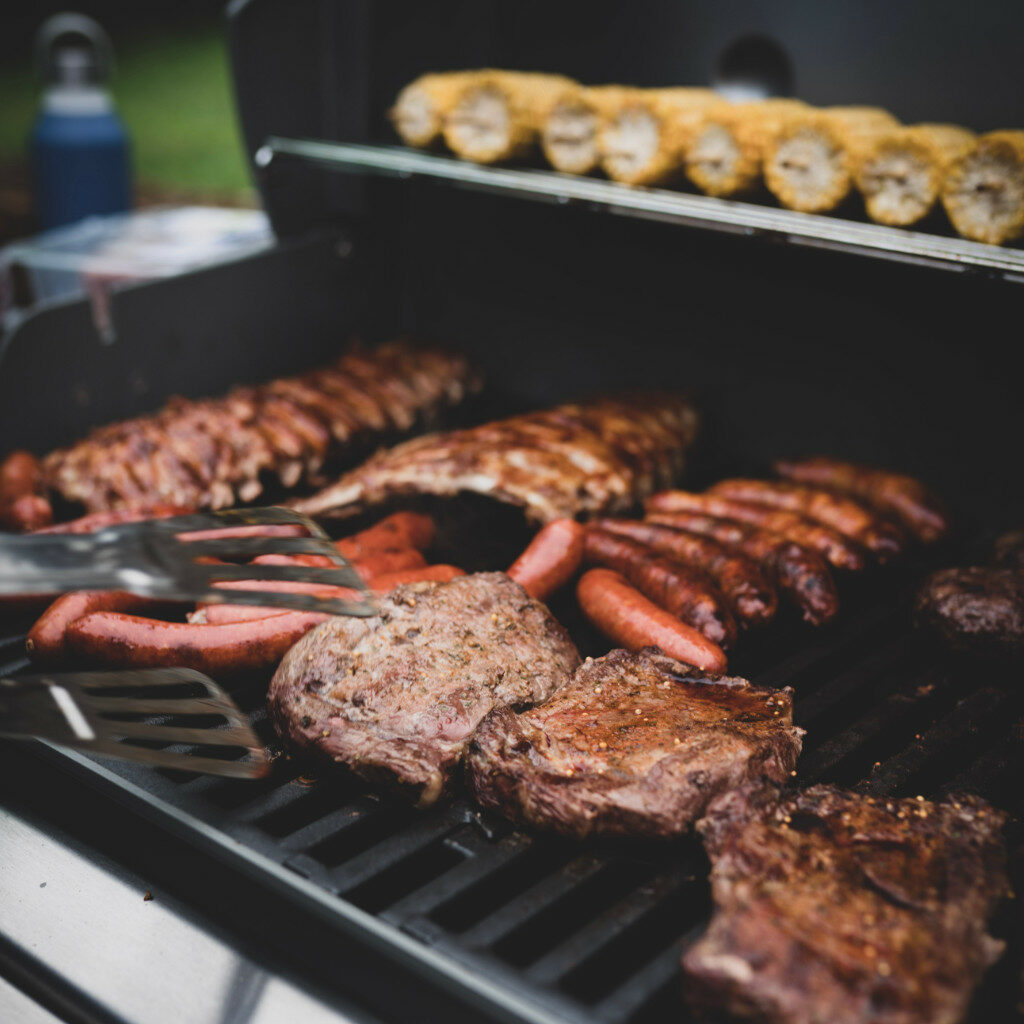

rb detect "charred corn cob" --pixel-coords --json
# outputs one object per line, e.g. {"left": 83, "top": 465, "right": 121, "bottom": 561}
{"left": 854, "top": 124, "right": 976, "bottom": 226}
{"left": 763, "top": 106, "right": 899, "bottom": 213}
{"left": 541, "top": 85, "right": 631, "bottom": 175}
{"left": 942, "top": 130, "right": 1024, "bottom": 245}
{"left": 390, "top": 71, "right": 478, "bottom": 148}
{"left": 683, "top": 98, "right": 809, "bottom": 198}
{"left": 441, "top": 70, "right": 576, "bottom": 164}
{"left": 598, "top": 87, "right": 722, "bottom": 186}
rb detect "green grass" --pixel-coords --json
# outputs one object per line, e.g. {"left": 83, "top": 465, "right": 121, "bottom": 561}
{"left": 0, "top": 25, "right": 252, "bottom": 196}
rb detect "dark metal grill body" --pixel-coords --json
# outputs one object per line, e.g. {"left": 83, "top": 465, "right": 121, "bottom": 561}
{"left": 1, "top": 2, "right": 1022, "bottom": 1021}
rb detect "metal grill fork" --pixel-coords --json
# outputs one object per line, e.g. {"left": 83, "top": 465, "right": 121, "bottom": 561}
{"left": 0, "top": 507, "right": 377, "bottom": 617}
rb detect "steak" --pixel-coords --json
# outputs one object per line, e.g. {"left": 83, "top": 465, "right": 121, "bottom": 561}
{"left": 268, "top": 572, "right": 580, "bottom": 806}
{"left": 465, "top": 648, "right": 803, "bottom": 839}
{"left": 290, "top": 392, "right": 699, "bottom": 524}
{"left": 683, "top": 784, "right": 1008, "bottom": 1024}
{"left": 914, "top": 566, "right": 1024, "bottom": 658}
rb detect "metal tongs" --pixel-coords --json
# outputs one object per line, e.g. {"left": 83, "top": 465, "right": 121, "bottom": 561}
{"left": 0, "top": 668, "right": 270, "bottom": 777}
{"left": 0, "top": 507, "right": 377, "bottom": 617}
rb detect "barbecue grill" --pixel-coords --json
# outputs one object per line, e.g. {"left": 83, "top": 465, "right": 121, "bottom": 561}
{"left": 1, "top": 2, "right": 1022, "bottom": 1022}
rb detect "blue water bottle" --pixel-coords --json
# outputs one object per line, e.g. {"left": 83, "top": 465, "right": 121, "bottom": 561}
{"left": 31, "top": 13, "right": 132, "bottom": 230}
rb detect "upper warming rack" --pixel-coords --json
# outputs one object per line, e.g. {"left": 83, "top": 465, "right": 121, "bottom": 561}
{"left": 258, "top": 138, "right": 1024, "bottom": 283}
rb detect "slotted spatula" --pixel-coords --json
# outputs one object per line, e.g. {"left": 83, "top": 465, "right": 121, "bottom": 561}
{"left": 0, "top": 667, "right": 270, "bottom": 777}
{"left": 0, "top": 506, "right": 376, "bottom": 617}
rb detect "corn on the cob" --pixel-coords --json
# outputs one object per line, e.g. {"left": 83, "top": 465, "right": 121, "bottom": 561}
{"left": 763, "top": 106, "right": 899, "bottom": 213}
{"left": 390, "top": 71, "right": 479, "bottom": 148}
{"left": 541, "top": 85, "right": 631, "bottom": 175}
{"left": 683, "top": 98, "right": 811, "bottom": 198}
{"left": 599, "top": 88, "right": 722, "bottom": 186}
{"left": 854, "top": 124, "right": 975, "bottom": 226}
{"left": 441, "top": 70, "right": 576, "bottom": 164}
{"left": 942, "top": 130, "right": 1024, "bottom": 245}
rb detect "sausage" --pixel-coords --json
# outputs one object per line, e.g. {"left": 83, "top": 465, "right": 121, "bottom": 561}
{"left": 576, "top": 568, "right": 727, "bottom": 673}
{"left": 507, "top": 518, "right": 586, "bottom": 600}
{"left": 0, "top": 494, "right": 54, "bottom": 532}
{"left": 584, "top": 528, "right": 737, "bottom": 648}
{"left": 370, "top": 565, "right": 466, "bottom": 592}
{"left": 773, "top": 456, "right": 949, "bottom": 544}
{"left": 65, "top": 610, "right": 330, "bottom": 674}
{"left": 645, "top": 510, "right": 839, "bottom": 626}
{"left": 26, "top": 591, "right": 183, "bottom": 665}
{"left": 591, "top": 518, "right": 778, "bottom": 627}
{"left": 33, "top": 505, "right": 190, "bottom": 535}
{"left": 0, "top": 452, "right": 53, "bottom": 531}
{"left": 707, "top": 478, "right": 905, "bottom": 561}
{"left": 645, "top": 491, "right": 868, "bottom": 571}
{"left": 252, "top": 548, "right": 426, "bottom": 576}
{"left": 199, "top": 579, "right": 364, "bottom": 625}
{"left": 334, "top": 512, "right": 436, "bottom": 560}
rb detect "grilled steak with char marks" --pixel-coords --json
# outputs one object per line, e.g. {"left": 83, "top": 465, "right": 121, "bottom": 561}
{"left": 268, "top": 573, "right": 580, "bottom": 806}
{"left": 683, "top": 784, "right": 1008, "bottom": 1024}
{"left": 466, "top": 648, "right": 802, "bottom": 839}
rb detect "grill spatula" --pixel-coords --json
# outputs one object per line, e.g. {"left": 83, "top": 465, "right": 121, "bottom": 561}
{"left": 0, "top": 506, "right": 376, "bottom": 617}
{"left": 0, "top": 667, "right": 270, "bottom": 777}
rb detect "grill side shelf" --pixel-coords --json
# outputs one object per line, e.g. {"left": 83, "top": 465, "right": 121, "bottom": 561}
{"left": 258, "top": 139, "right": 1024, "bottom": 284}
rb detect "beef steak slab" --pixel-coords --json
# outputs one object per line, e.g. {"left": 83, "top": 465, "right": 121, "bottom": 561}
{"left": 683, "top": 784, "right": 1008, "bottom": 1024}
{"left": 268, "top": 572, "right": 580, "bottom": 806}
{"left": 466, "top": 648, "right": 803, "bottom": 839}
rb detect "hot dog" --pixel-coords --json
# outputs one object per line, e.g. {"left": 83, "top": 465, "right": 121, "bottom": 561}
{"left": 584, "top": 528, "right": 737, "bottom": 648}
{"left": 576, "top": 568, "right": 727, "bottom": 673}
{"left": 772, "top": 457, "right": 949, "bottom": 544}
{"left": 26, "top": 591, "right": 183, "bottom": 664}
{"left": 197, "top": 579, "right": 364, "bottom": 624}
{"left": 645, "top": 510, "right": 839, "bottom": 626}
{"left": 507, "top": 518, "right": 586, "bottom": 600}
{"left": 707, "top": 478, "right": 905, "bottom": 561}
{"left": 645, "top": 491, "right": 868, "bottom": 572}
{"left": 33, "top": 505, "right": 190, "bottom": 535}
{"left": 0, "top": 451, "right": 53, "bottom": 531}
{"left": 334, "top": 512, "right": 436, "bottom": 560}
{"left": 591, "top": 518, "right": 778, "bottom": 627}
{"left": 66, "top": 610, "right": 329, "bottom": 674}
{"left": 370, "top": 565, "right": 466, "bottom": 592}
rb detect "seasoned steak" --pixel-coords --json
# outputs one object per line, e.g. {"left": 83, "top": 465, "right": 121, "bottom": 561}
{"left": 268, "top": 573, "right": 580, "bottom": 806}
{"left": 914, "top": 566, "right": 1024, "bottom": 657}
{"left": 466, "top": 648, "right": 802, "bottom": 839}
{"left": 683, "top": 784, "right": 1008, "bottom": 1024}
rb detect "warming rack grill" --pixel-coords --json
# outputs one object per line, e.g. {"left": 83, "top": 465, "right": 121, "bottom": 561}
{"left": 258, "top": 139, "right": 1024, "bottom": 284}
{"left": 1, "top": 578, "right": 1020, "bottom": 1024}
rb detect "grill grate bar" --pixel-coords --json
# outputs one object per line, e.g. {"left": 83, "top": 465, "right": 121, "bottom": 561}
{"left": 866, "top": 686, "right": 1019, "bottom": 797}
{"left": 459, "top": 855, "right": 607, "bottom": 950}
{"left": 593, "top": 930, "right": 696, "bottom": 1022}
{"left": 524, "top": 863, "right": 697, "bottom": 988}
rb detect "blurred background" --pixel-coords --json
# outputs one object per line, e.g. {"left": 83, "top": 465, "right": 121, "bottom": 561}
{"left": 0, "top": 1, "right": 254, "bottom": 244}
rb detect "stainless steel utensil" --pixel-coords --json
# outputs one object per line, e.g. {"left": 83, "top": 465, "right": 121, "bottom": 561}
{"left": 0, "top": 507, "right": 376, "bottom": 617}
{"left": 0, "top": 667, "right": 270, "bottom": 777}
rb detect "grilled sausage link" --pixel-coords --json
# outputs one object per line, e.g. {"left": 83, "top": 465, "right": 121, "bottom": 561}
{"left": 0, "top": 451, "right": 53, "bottom": 531}
{"left": 645, "top": 510, "right": 839, "bottom": 626}
{"left": 592, "top": 518, "right": 778, "bottom": 627}
{"left": 507, "top": 518, "right": 586, "bottom": 601}
{"left": 707, "top": 478, "right": 905, "bottom": 561}
{"left": 66, "top": 610, "right": 329, "bottom": 674}
{"left": 772, "top": 457, "right": 949, "bottom": 544}
{"left": 370, "top": 565, "right": 466, "bottom": 592}
{"left": 584, "top": 528, "right": 737, "bottom": 648}
{"left": 645, "top": 491, "right": 868, "bottom": 572}
{"left": 26, "top": 591, "right": 183, "bottom": 664}
{"left": 576, "top": 568, "right": 727, "bottom": 672}
{"left": 334, "top": 512, "right": 436, "bottom": 560}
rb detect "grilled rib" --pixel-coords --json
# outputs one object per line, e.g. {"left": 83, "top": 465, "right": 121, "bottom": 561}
{"left": 43, "top": 341, "right": 480, "bottom": 513}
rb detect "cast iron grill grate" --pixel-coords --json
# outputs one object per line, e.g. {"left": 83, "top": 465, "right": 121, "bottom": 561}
{"left": 1, "top": 591, "right": 1020, "bottom": 1024}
